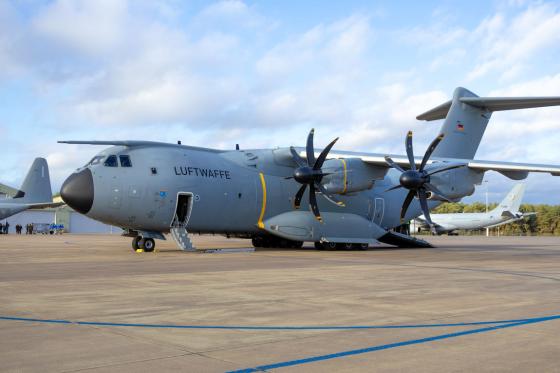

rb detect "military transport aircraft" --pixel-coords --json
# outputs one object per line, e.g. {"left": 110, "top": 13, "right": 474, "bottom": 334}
{"left": 415, "top": 183, "right": 535, "bottom": 235}
{"left": 59, "top": 87, "right": 560, "bottom": 252}
{"left": 0, "top": 158, "right": 61, "bottom": 221}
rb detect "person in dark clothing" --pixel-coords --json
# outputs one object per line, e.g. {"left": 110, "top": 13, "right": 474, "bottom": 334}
{"left": 4, "top": 221, "right": 9, "bottom": 234}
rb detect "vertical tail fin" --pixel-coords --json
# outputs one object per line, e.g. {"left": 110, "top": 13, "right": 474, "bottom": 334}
{"left": 14, "top": 158, "right": 53, "bottom": 204}
{"left": 417, "top": 87, "right": 560, "bottom": 159}
{"left": 417, "top": 87, "right": 490, "bottom": 159}
{"left": 492, "top": 184, "right": 526, "bottom": 214}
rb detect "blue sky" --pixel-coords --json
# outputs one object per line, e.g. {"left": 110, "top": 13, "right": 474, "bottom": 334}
{"left": 1, "top": 0, "right": 560, "bottom": 204}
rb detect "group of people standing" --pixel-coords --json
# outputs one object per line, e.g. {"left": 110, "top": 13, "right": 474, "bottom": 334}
{"left": 0, "top": 222, "right": 34, "bottom": 234}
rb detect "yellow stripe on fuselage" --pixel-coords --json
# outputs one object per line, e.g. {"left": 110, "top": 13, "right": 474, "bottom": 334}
{"left": 257, "top": 172, "right": 267, "bottom": 229}
{"left": 340, "top": 159, "right": 348, "bottom": 194}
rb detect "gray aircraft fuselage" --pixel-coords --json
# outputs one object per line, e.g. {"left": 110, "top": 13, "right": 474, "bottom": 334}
{"left": 64, "top": 144, "right": 433, "bottom": 237}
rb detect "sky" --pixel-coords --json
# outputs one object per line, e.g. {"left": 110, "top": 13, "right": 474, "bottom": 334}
{"left": 0, "top": 0, "right": 559, "bottom": 204}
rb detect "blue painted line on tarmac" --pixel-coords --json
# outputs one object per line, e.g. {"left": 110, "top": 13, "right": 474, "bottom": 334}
{"left": 0, "top": 315, "right": 556, "bottom": 330}
{"left": 229, "top": 315, "right": 560, "bottom": 372}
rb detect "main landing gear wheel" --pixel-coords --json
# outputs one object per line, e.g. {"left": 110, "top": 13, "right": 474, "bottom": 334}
{"left": 132, "top": 236, "right": 142, "bottom": 252}
{"left": 314, "top": 242, "right": 369, "bottom": 250}
{"left": 132, "top": 237, "right": 155, "bottom": 252}
{"left": 141, "top": 238, "right": 156, "bottom": 252}
{"left": 316, "top": 242, "right": 338, "bottom": 250}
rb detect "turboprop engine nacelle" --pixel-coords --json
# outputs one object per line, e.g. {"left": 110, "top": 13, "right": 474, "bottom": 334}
{"left": 426, "top": 166, "right": 483, "bottom": 201}
{"left": 320, "top": 158, "right": 382, "bottom": 194}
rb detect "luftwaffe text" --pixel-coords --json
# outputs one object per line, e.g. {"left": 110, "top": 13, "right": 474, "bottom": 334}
{"left": 174, "top": 166, "right": 231, "bottom": 179}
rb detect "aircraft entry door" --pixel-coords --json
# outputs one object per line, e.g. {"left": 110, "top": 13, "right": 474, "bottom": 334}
{"left": 171, "top": 193, "right": 193, "bottom": 228}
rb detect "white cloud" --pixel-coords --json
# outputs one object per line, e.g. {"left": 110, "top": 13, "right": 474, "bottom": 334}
{"left": 32, "top": 0, "right": 127, "bottom": 56}
{"left": 467, "top": 3, "right": 560, "bottom": 81}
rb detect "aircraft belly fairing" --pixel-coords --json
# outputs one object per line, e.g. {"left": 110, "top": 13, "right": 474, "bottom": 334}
{"left": 262, "top": 211, "right": 385, "bottom": 245}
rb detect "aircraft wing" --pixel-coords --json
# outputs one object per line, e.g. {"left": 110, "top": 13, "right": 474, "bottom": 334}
{"left": 318, "top": 149, "right": 560, "bottom": 178}
{"left": 27, "top": 202, "right": 65, "bottom": 209}
{"left": 0, "top": 183, "right": 18, "bottom": 197}
{"left": 58, "top": 140, "right": 224, "bottom": 153}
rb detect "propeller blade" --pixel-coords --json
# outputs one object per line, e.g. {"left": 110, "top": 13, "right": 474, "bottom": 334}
{"left": 385, "top": 184, "right": 403, "bottom": 192}
{"left": 419, "top": 133, "right": 445, "bottom": 171}
{"left": 400, "top": 189, "right": 416, "bottom": 222}
{"left": 314, "top": 137, "right": 339, "bottom": 170}
{"left": 384, "top": 156, "right": 405, "bottom": 173}
{"left": 306, "top": 129, "right": 315, "bottom": 166}
{"left": 426, "top": 163, "right": 465, "bottom": 176}
{"left": 315, "top": 183, "right": 345, "bottom": 207}
{"left": 405, "top": 131, "right": 416, "bottom": 170}
{"left": 290, "top": 146, "right": 307, "bottom": 168}
{"left": 294, "top": 184, "right": 307, "bottom": 209}
{"left": 424, "top": 182, "right": 452, "bottom": 202}
{"left": 308, "top": 183, "right": 322, "bottom": 222}
{"left": 418, "top": 188, "right": 436, "bottom": 234}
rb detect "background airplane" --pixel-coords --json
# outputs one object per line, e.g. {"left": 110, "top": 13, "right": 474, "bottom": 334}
{"left": 58, "top": 87, "right": 560, "bottom": 252}
{"left": 415, "top": 183, "right": 535, "bottom": 235}
{"left": 0, "top": 158, "right": 62, "bottom": 222}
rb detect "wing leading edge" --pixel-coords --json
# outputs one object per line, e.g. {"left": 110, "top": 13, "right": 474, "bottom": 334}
{"left": 301, "top": 149, "right": 560, "bottom": 178}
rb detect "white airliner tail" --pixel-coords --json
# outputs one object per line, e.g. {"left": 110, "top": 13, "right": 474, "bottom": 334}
{"left": 492, "top": 183, "right": 526, "bottom": 215}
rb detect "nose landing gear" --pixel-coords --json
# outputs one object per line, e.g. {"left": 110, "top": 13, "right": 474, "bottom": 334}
{"left": 132, "top": 236, "right": 156, "bottom": 252}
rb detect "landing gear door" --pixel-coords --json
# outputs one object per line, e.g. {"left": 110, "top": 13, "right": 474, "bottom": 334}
{"left": 171, "top": 192, "right": 193, "bottom": 228}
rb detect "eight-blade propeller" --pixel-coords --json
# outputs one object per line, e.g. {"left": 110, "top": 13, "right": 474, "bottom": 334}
{"left": 288, "top": 129, "right": 344, "bottom": 222}
{"left": 384, "top": 131, "right": 458, "bottom": 234}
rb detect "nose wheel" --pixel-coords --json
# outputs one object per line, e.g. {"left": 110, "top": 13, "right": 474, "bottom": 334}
{"left": 132, "top": 236, "right": 156, "bottom": 253}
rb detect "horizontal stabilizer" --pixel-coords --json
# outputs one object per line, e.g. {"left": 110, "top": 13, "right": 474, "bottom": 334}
{"left": 417, "top": 96, "right": 560, "bottom": 121}
{"left": 461, "top": 97, "right": 560, "bottom": 112}
{"left": 416, "top": 100, "right": 452, "bottom": 121}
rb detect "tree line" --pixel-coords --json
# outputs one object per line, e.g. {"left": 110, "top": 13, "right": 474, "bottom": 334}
{"left": 432, "top": 202, "right": 560, "bottom": 235}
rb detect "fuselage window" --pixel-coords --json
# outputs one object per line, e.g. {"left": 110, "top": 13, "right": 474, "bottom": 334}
{"left": 87, "top": 156, "right": 105, "bottom": 166}
{"left": 119, "top": 155, "right": 132, "bottom": 167}
{"left": 104, "top": 155, "right": 118, "bottom": 167}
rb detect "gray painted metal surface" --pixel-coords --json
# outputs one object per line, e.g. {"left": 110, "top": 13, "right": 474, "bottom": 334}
{"left": 0, "top": 158, "right": 59, "bottom": 220}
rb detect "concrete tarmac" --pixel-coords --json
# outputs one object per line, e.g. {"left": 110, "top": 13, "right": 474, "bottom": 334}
{"left": 1, "top": 234, "right": 559, "bottom": 372}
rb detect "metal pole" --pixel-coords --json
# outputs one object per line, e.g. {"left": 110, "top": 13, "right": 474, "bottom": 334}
{"left": 485, "top": 180, "right": 489, "bottom": 237}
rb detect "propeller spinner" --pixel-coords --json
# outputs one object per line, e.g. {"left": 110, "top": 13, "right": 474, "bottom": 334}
{"left": 288, "top": 129, "right": 345, "bottom": 222}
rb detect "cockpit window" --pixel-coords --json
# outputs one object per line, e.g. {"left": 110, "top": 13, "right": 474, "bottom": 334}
{"left": 119, "top": 155, "right": 132, "bottom": 167}
{"left": 87, "top": 156, "right": 105, "bottom": 166}
{"left": 104, "top": 155, "right": 118, "bottom": 167}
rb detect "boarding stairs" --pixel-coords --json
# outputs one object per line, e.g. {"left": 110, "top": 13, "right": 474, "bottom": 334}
{"left": 171, "top": 226, "right": 196, "bottom": 252}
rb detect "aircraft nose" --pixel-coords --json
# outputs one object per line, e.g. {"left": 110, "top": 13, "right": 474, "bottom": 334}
{"left": 60, "top": 168, "right": 94, "bottom": 214}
